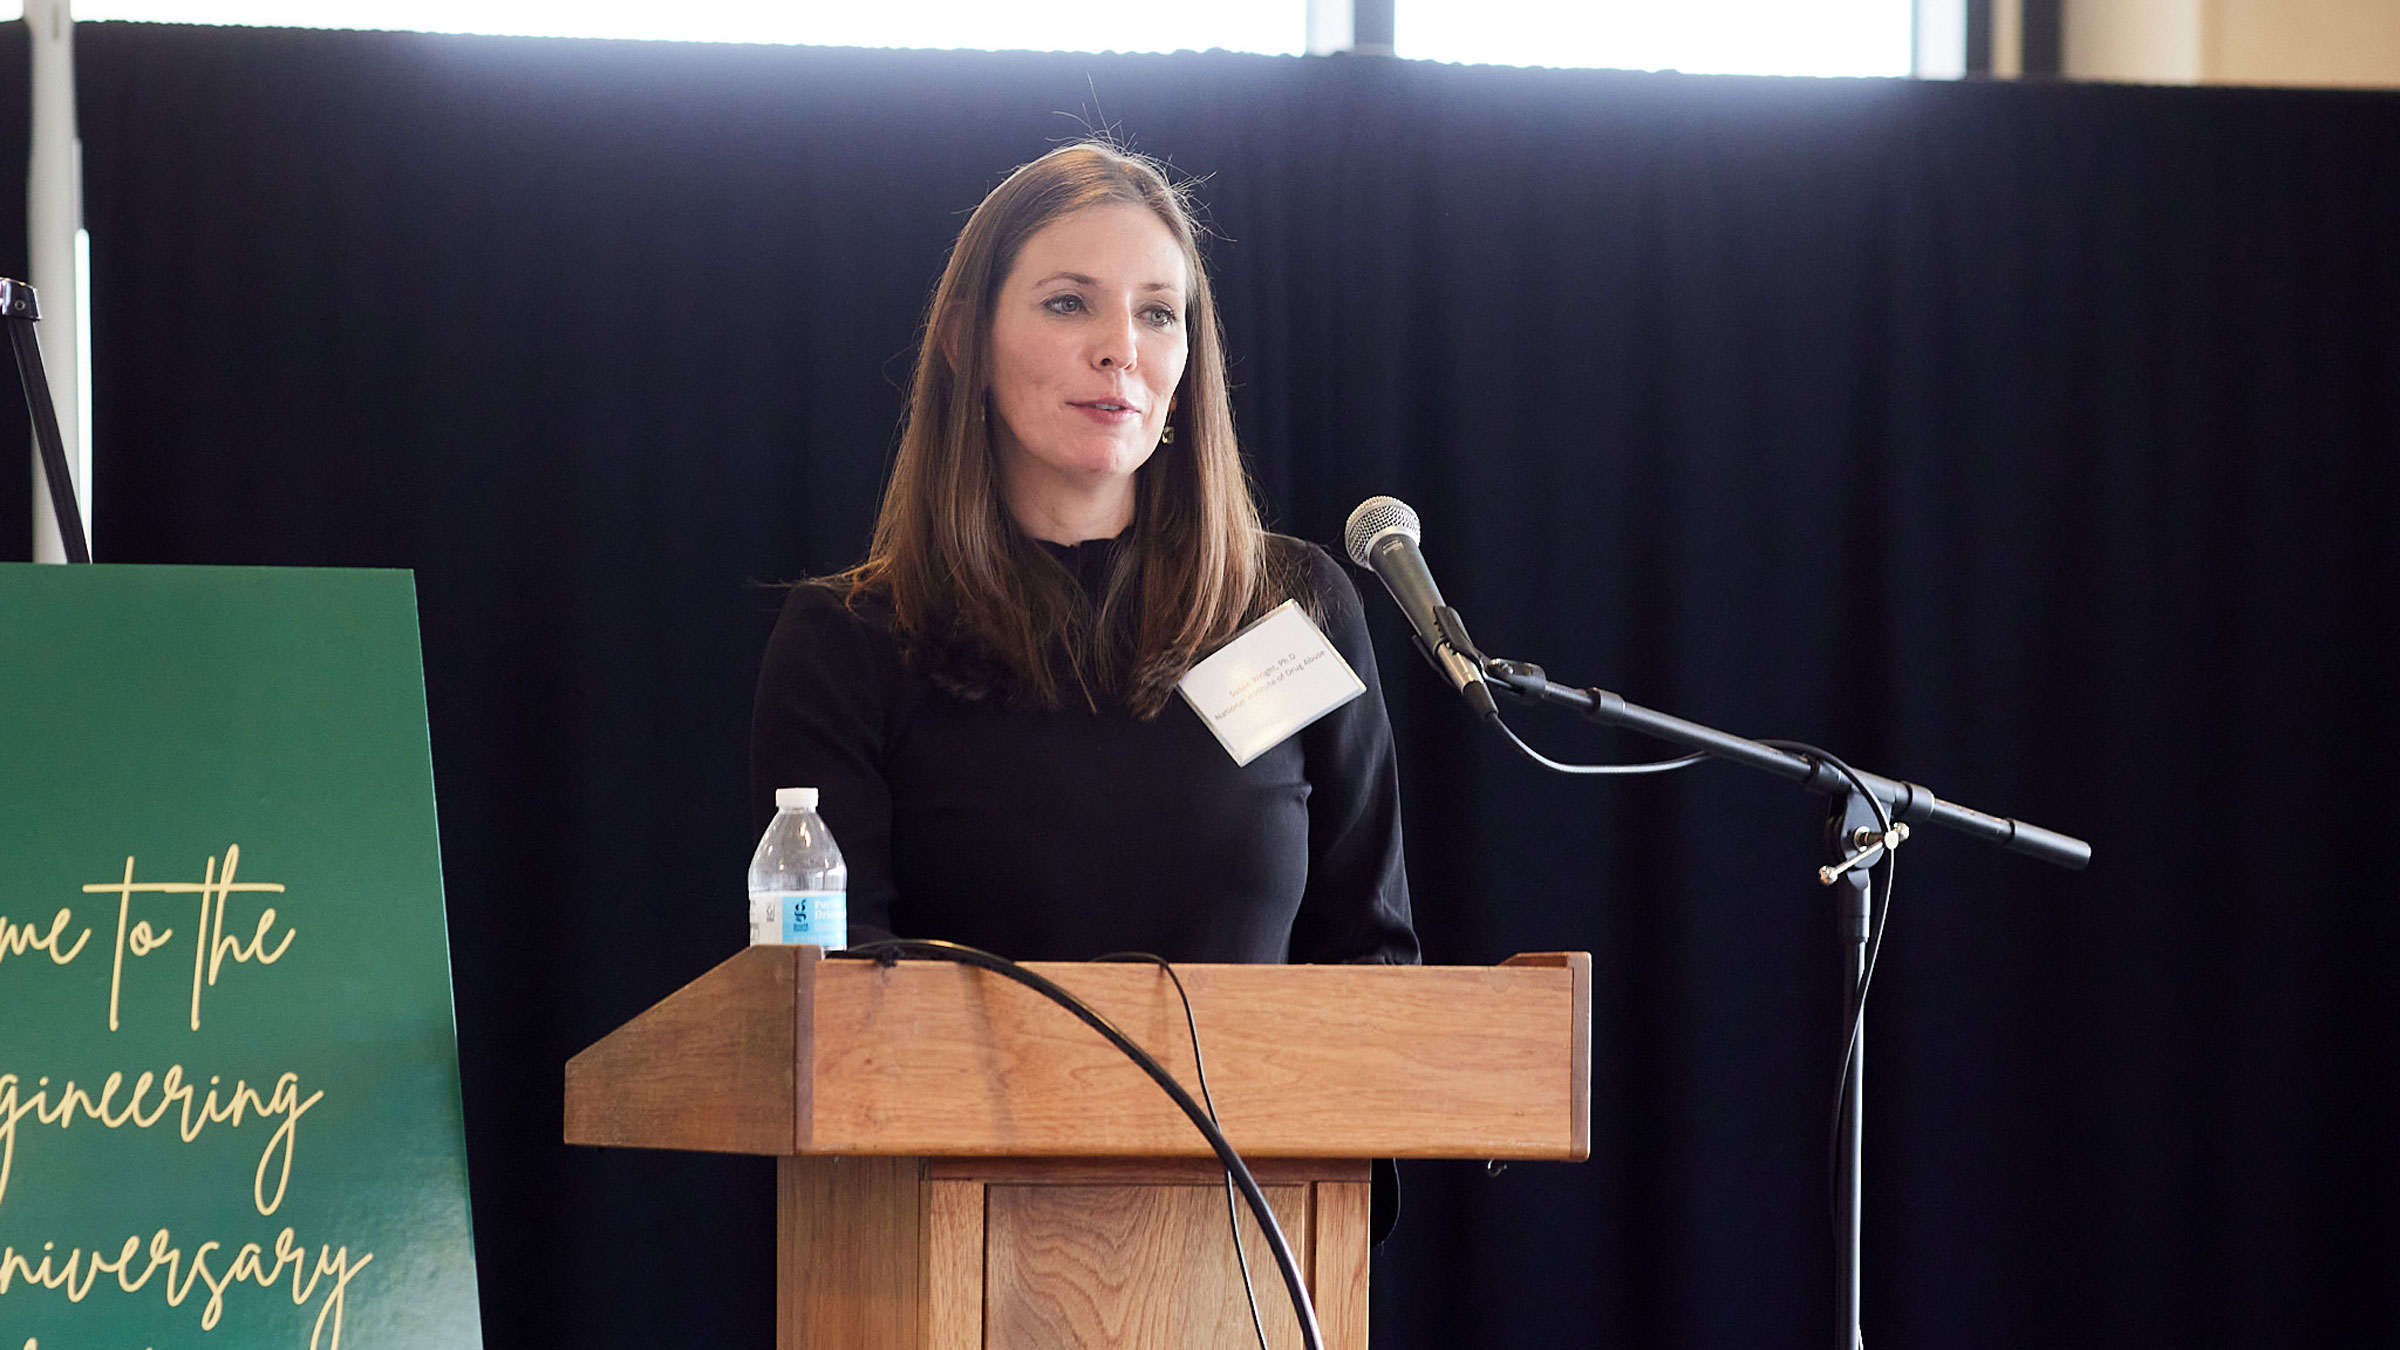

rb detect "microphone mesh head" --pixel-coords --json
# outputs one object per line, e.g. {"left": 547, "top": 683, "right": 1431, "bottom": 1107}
{"left": 1344, "top": 496, "right": 1421, "bottom": 567}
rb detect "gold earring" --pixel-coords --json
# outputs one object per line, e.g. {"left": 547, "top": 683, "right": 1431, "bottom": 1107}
{"left": 1159, "top": 423, "right": 1176, "bottom": 445}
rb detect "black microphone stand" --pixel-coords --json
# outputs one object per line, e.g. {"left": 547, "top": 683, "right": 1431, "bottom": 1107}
{"left": 3, "top": 276, "right": 90, "bottom": 563}
{"left": 1425, "top": 607, "right": 2089, "bottom": 1350}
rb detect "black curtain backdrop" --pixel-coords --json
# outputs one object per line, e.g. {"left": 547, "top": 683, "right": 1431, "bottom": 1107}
{"left": 17, "top": 20, "right": 2396, "bottom": 1347}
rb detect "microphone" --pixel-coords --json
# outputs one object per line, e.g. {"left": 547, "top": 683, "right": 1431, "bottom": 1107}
{"left": 1343, "top": 496, "right": 1497, "bottom": 717}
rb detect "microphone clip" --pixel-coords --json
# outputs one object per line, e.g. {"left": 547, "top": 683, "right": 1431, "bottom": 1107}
{"left": 1422, "top": 605, "right": 1499, "bottom": 719}
{"left": 1430, "top": 604, "right": 1483, "bottom": 665}
{"left": 1819, "top": 822, "right": 1910, "bottom": 886}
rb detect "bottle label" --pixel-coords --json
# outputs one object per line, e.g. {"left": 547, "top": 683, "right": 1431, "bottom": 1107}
{"left": 749, "top": 890, "right": 846, "bottom": 948}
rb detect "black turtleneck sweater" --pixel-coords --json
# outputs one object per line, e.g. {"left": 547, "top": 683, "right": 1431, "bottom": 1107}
{"left": 748, "top": 535, "right": 1418, "bottom": 965}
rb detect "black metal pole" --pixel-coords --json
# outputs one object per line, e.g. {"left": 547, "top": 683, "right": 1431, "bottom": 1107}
{"left": 1829, "top": 791, "right": 1879, "bottom": 1350}
{"left": 2, "top": 277, "right": 90, "bottom": 564}
{"left": 1475, "top": 651, "right": 2088, "bottom": 1349}
{"left": 1481, "top": 657, "right": 2091, "bottom": 869}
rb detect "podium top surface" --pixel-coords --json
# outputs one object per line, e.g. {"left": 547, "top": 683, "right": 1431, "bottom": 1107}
{"left": 565, "top": 946, "right": 1589, "bottom": 1162}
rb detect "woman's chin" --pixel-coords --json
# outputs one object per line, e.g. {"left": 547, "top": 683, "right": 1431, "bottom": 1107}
{"left": 1056, "top": 445, "right": 1159, "bottom": 483}
{"left": 997, "top": 429, "right": 1161, "bottom": 499}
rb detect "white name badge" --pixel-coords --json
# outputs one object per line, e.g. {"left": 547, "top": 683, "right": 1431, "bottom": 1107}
{"left": 1177, "top": 599, "right": 1367, "bottom": 766}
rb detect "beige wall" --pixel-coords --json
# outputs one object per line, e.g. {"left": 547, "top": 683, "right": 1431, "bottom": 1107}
{"left": 2066, "top": 0, "right": 2204, "bottom": 82}
{"left": 2065, "top": 0, "right": 2400, "bottom": 87}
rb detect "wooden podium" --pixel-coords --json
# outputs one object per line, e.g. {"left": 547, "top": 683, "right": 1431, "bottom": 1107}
{"left": 565, "top": 946, "right": 1589, "bottom": 1348}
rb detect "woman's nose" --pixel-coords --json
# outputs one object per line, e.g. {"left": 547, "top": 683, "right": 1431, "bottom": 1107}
{"left": 1093, "top": 311, "right": 1139, "bottom": 369}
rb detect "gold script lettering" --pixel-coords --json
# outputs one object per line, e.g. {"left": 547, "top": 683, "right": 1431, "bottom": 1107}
{"left": 86, "top": 846, "right": 290, "bottom": 1031}
{"left": 0, "top": 909, "right": 87, "bottom": 967}
{"left": 0, "top": 1227, "right": 370, "bottom": 1348}
{"left": 0, "top": 1065, "right": 323, "bottom": 1214}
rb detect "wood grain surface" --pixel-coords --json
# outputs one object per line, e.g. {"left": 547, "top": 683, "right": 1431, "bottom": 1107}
{"left": 778, "top": 1154, "right": 926, "bottom": 1350}
{"left": 984, "top": 1180, "right": 1311, "bottom": 1349}
{"left": 808, "top": 954, "right": 1588, "bottom": 1159}
{"left": 926, "top": 1156, "right": 1368, "bottom": 1185}
{"left": 762, "top": 1155, "right": 1375, "bottom": 1348}
{"left": 564, "top": 944, "right": 808, "bottom": 1153}
{"left": 925, "top": 1178, "right": 984, "bottom": 1350}
{"left": 1309, "top": 1180, "right": 1372, "bottom": 1350}
{"left": 1503, "top": 950, "right": 1592, "bottom": 1160}
{"left": 568, "top": 949, "right": 1591, "bottom": 1162}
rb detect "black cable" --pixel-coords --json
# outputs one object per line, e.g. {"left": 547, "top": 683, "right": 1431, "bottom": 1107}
{"left": 840, "top": 939, "right": 1321, "bottom": 1350}
{"left": 7, "top": 312, "right": 90, "bottom": 564}
{"left": 1486, "top": 718, "right": 1902, "bottom": 1187}
{"left": 1480, "top": 718, "right": 1901, "bottom": 1185}
{"left": 1488, "top": 708, "right": 1710, "bottom": 776}
{"left": 1470, "top": 679, "right": 1909, "bottom": 1346}
{"left": 1098, "top": 952, "right": 1271, "bottom": 1350}
{"left": 1838, "top": 848, "right": 1895, "bottom": 1155}
{"left": 1758, "top": 741, "right": 1901, "bottom": 1248}
{"left": 1756, "top": 740, "right": 1891, "bottom": 837}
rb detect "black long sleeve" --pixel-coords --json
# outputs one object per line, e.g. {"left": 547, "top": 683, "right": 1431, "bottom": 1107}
{"left": 748, "top": 536, "right": 1417, "bottom": 965}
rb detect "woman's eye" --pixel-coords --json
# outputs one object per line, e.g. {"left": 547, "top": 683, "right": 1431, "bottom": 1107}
{"left": 1144, "top": 305, "right": 1181, "bottom": 328}
{"left": 1043, "top": 294, "right": 1085, "bottom": 315}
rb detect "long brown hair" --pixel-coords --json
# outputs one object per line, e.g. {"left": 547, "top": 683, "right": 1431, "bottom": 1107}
{"left": 841, "top": 142, "right": 1282, "bottom": 717}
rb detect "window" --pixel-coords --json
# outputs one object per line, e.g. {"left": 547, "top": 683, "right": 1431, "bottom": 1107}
{"left": 1400, "top": 0, "right": 1914, "bottom": 76}
{"left": 23, "top": 0, "right": 1306, "bottom": 53}
{"left": 9, "top": 0, "right": 1917, "bottom": 77}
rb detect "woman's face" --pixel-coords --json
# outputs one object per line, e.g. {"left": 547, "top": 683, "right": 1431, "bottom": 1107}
{"left": 984, "top": 201, "right": 1190, "bottom": 535}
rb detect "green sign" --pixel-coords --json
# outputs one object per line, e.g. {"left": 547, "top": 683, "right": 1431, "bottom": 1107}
{"left": 0, "top": 565, "right": 482, "bottom": 1350}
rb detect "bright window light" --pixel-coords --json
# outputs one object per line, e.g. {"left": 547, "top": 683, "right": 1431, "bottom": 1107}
{"left": 11, "top": 0, "right": 1305, "bottom": 54}
{"left": 1399, "top": 0, "right": 1915, "bottom": 76}
{"left": 3, "top": 1, "right": 1917, "bottom": 76}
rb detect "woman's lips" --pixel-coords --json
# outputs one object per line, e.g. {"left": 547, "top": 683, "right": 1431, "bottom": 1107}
{"left": 1070, "top": 399, "right": 1143, "bottom": 423}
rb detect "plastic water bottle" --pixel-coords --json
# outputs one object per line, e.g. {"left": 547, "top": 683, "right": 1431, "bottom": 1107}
{"left": 747, "top": 787, "right": 848, "bottom": 948}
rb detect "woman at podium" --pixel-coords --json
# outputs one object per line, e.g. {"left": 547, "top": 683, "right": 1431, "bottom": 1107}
{"left": 751, "top": 142, "right": 1417, "bottom": 969}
